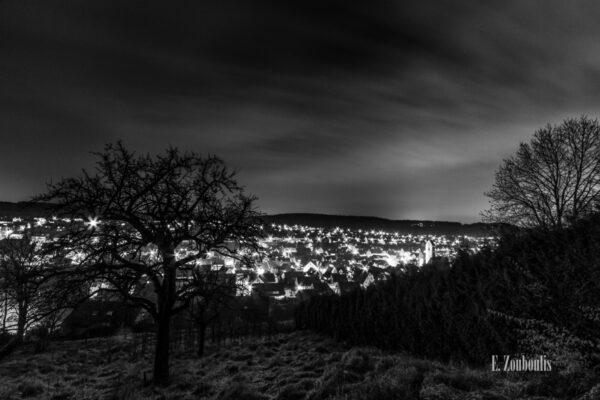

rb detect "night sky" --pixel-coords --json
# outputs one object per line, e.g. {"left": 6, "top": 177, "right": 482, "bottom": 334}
{"left": 2, "top": 1, "right": 600, "bottom": 222}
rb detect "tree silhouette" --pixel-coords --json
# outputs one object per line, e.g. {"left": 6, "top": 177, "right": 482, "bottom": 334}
{"left": 37, "top": 142, "right": 262, "bottom": 385}
{"left": 0, "top": 232, "right": 86, "bottom": 358}
{"left": 484, "top": 116, "right": 600, "bottom": 229}
{"left": 186, "top": 266, "right": 238, "bottom": 357}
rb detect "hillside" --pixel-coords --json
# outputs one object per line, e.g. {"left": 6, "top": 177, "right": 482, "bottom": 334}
{"left": 0, "top": 331, "right": 596, "bottom": 400}
{"left": 261, "top": 213, "right": 495, "bottom": 236}
{"left": 0, "top": 202, "right": 496, "bottom": 236}
{"left": 0, "top": 201, "right": 55, "bottom": 218}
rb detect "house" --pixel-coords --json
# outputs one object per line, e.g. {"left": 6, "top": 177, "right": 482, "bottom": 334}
{"left": 320, "top": 265, "right": 336, "bottom": 280}
{"left": 312, "top": 279, "right": 334, "bottom": 296}
{"left": 296, "top": 275, "right": 320, "bottom": 291}
{"left": 283, "top": 270, "right": 304, "bottom": 284}
{"left": 297, "top": 276, "right": 333, "bottom": 295}
{"left": 302, "top": 261, "right": 319, "bottom": 274}
{"left": 275, "top": 262, "right": 294, "bottom": 275}
{"left": 251, "top": 282, "right": 285, "bottom": 298}
{"left": 354, "top": 271, "right": 375, "bottom": 288}
{"left": 330, "top": 273, "right": 348, "bottom": 285}
{"left": 331, "top": 281, "right": 361, "bottom": 295}
{"left": 257, "top": 272, "right": 277, "bottom": 283}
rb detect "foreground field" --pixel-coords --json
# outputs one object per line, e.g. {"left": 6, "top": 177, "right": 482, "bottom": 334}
{"left": 0, "top": 331, "right": 599, "bottom": 400}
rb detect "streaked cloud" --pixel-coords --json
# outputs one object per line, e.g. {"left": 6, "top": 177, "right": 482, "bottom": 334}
{"left": 1, "top": 0, "right": 600, "bottom": 222}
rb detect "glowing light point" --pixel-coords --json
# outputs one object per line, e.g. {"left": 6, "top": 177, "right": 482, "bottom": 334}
{"left": 87, "top": 216, "right": 100, "bottom": 229}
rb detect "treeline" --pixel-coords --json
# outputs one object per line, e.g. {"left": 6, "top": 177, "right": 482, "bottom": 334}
{"left": 295, "top": 214, "right": 600, "bottom": 367}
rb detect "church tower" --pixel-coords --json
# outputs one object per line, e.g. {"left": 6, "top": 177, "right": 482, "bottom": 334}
{"left": 424, "top": 240, "right": 435, "bottom": 264}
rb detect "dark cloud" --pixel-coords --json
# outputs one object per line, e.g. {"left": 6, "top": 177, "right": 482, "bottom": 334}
{"left": 1, "top": 0, "right": 600, "bottom": 221}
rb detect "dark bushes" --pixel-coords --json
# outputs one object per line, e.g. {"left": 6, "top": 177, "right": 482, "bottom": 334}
{"left": 296, "top": 214, "right": 600, "bottom": 368}
{"left": 296, "top": 251, "right": 514, "bottom": 365}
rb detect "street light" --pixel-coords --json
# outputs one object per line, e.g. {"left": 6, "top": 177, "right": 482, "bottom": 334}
{"left": 87, "top": 216, "right": 100, "bottom": 229}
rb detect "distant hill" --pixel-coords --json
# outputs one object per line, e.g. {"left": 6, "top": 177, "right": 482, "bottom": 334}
{"left": 0, "top": 202, "right": 495, "bottom": 235}
{"left": 261, "top": 213, "right": 496, "bottom": 236}
{"left": 0, "top": 201, "right": 56, "bottom": 218}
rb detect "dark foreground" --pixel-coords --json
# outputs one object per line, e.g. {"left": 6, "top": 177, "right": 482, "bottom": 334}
{"left": 0, "top": 331, "right": 598, "bottom": 400}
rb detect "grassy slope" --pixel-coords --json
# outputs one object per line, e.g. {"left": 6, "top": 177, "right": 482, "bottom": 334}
{"left": 0, "top": 331, "right": 598, "bottom": 400}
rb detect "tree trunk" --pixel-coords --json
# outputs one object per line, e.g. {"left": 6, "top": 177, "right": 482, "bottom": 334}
{"left": 15, "top": 301, "right": 27, "bottom": 344}
{"left": 153, "top": 311, "right": 171, "bottom": 386}
{"left": 153, "top": 257, "right": 177, "bottom": 386}
{"left": 195, "top": 305, "right": 207, "bottom": 357}
{"left": 1, "top": 293, "right": 7, "bottom": 335}
{"left": 197, "top": 322, "right": 206, "bottom": 357}
{"left": 0, "top": 301, "right": 26, "bottom": 360}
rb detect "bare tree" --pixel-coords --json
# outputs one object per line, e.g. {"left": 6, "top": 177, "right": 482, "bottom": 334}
{"left": 37, "top": 142, "right": 262, "bottom": 385}
{"left": 483, "top": 116, "right": 600, "bottom": 229}
{"left": 0, "top": 233, "right": 86, "bottom": 358}
{"left": 186, "top": 266, "right": 239, "bottom": 357}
